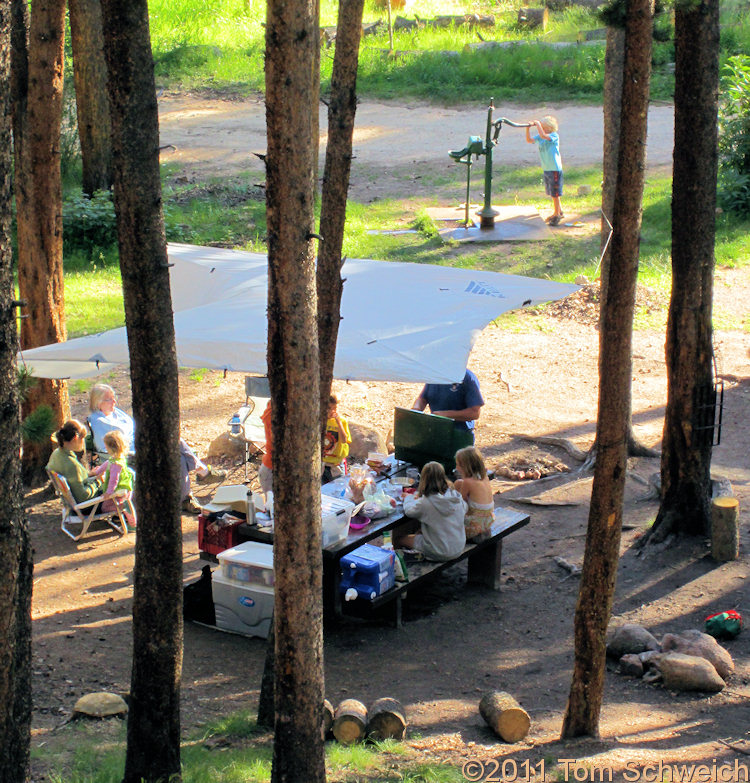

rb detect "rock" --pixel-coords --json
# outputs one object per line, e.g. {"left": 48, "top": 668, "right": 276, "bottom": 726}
{"left": 73, "top": 692, "right": 128, "bottom": 718}
{"left": 349, "top": 420, "right": 388, "bottom": 462}
{"left": 661, "top": 630, "right": 734, "bottom": 681}
{"left": 652, "top": 652, "right": 725, "bottom": 693}
{"left": 206, "top": 431, "right": 247, "bottom": 461}
{"left": 607, "top": 623, "right": 660, "bottom": 658}
{"left": 619, "top": 654, "right": 644, "bottom": 678}
{"left": 575, "top": 275, "right": 590, "bottom": 286}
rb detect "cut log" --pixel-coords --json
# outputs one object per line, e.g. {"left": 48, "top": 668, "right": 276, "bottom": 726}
{"left": 367, "top": 698, "right": 407, "bottom": 741}
{"left": 322, "top": 699, "right": 334, "bottom": 740}
{"left": 479, "top": 691, "right": 530, "bottom": 743}
{"left": 333, "top": 699, "right": 368, "bottom": 744}
{"left": 517, "top": 7, "right": 548, "bottom": 29}
{"left": 711, "top": 496, "right": 739, "bottom": 561}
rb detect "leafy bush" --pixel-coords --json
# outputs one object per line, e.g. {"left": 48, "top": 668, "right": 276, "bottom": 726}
{"left": 63, "top": 190, "right": 118, "bottom": 252}
{"left": 718, "top": 55, "right": 750, "bottom": 216}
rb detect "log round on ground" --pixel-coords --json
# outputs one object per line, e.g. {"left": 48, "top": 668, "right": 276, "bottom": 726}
{"left": 322, "top": 699, "right": 334, "bottom": 740}
{"left": 711, "top": 496, "right": 740, "bottom": 561}
{"left": 333, "top": 699, "right": 368, "bottom": 744}
{"left": 367, "top": 697, "right": 407, "bottom": 741}
{"left": 479, "top": 691, "right": 531, "bottom": 743}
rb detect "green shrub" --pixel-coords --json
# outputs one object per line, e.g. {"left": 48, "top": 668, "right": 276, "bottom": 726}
{"left": 63, "top": 190, "right": 118, "bottom": 252}
{"left": 21, "top": 405, "right": 56, "bottom": 445}
{"left": 718, "top": 55, "right": 750, "bottom": 216}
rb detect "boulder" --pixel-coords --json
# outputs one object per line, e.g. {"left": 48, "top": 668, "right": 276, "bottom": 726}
{"left": 661, "top": 630, "right": 734, "bottom": 681}
{"left": 73, "top": 692, "right": 128, "bottom": 718}
{"left": 619, "top": 654, "right": 644, "bottom": 678}
{"left": 207, "top": 432, "right": 248, "bottom": 461}
{"left": 606, "top": 623, "right": 660, "bottom": 658}
{"left": 652, "top": 652, "right": 725, "bottom": 693}
{"left": 349, "top": 420, "right": 388, "bottom": 462}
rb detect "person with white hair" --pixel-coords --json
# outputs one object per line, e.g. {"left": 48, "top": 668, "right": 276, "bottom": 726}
{"left": 88, "top": 383, "right": 226, "bottom": 515}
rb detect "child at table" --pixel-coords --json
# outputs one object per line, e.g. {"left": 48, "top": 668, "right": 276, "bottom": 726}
{"left": 89, "top": 430, "right": 136, "bottom": 528}
{"left": 454, "top": 446, "right": 494, "bottom": 542}
{"left": 394, "top": 461, "right": 467, "bottom": 561}
{"left": 322, "top": 394, "right": 351, "bottom": 483}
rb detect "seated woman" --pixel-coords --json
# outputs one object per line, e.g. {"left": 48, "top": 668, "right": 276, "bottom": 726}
{"left": 394, "top": 461, "right": 467, "bottom": 562}
{"left": 46, "top": 420, "right": 104, "bottom": 504}
{"left": 454, "top": 446, "right": 494, "bottom": 542}
{"left": 88, "top": 383, "right": 227, "bottom": 514}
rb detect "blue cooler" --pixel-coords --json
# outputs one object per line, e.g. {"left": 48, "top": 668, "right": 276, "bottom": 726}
{"left": 340, "top": 544, "right": 395, "bottom": 600}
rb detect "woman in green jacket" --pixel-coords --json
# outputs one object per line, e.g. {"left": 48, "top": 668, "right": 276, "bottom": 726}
{"left": 46, "top": 420, "right": 103, "bottom": 503}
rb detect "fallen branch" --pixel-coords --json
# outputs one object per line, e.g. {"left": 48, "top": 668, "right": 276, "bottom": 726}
{"left": 719, "top": 739, "right": 750, "bottom": 757}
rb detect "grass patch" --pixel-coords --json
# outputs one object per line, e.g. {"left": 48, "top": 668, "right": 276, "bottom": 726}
{"left": 33, "top": 712, "right": 461, "bottom": 783}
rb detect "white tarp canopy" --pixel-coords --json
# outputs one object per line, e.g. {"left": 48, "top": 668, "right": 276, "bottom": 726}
{"left": 17, "top": 243, "right": 578, "bottom": 384}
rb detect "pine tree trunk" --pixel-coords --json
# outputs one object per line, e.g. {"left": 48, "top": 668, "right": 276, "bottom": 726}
{"left": 561, "top": 0, "right": 652, "bottom": 739}
{"left": 648, "top": 0, "right": 719, "bottom": 544}
{"left": 100, "top": 2, "right": 184, "bottom": 781}
{"left": 69, "top": 0, "right": 112, "bottom": 196}
{"left": 317, "top": 0, "right": 365, "bottom": 424}
{"left": 15, "top": 0, "right": 69, "bottom": 483}
{"left": 0, "top": 3, "right": 34, "bottom": 777}
{"left": 266, "top": 0, "right": 326, "bottom": 777}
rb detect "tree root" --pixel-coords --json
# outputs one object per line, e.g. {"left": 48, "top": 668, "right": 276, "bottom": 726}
{"left": 517, "top": 435, "right": 588, "bottom": 462}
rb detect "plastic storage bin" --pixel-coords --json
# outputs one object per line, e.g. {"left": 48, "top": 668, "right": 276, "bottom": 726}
{"left": 211, "top": 572, "right": 274, "bottom": 639}
{"left": 340, "top": 543, "right": 395, "bottom": 600}
{"left": 321, "top": 495, "right": 355, "bottom": 547}
{"left": 217, "top": 541, "right": 274, "bottom": 588}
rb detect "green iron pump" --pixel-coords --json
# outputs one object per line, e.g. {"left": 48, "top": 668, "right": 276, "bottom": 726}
{"left": 449, "top": 98, "right": 532, "bottom": 229}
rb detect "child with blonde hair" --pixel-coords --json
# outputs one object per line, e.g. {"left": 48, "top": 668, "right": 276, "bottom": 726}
{"left": 89, "top": 430, "right": 136, "bottom": 528}
{"left": 525, "top": 114, "right": 564, "bottom": 225}
{"left": 394, "top": 461, "right": 466, "bottom": 561}
{"left": 454, "top": 446, "right": 494, "bottom": 542}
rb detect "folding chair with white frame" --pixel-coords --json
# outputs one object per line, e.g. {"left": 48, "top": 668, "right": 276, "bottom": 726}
{"left": 47, "top": 469, "right": 135, "bottom": 540}
{"left": 235, "top": 376, "right": 271, "bottom": 480}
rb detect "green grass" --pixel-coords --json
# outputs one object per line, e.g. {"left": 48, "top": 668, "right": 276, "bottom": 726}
{"left": 33, "top": 712, "right": 459, "bottom": 783}
{"left": 59, "top": 167, "right": 750, "bottom": 340}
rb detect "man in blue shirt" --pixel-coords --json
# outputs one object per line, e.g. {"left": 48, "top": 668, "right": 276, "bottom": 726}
{"left": 411, "top": 369, "right": 485, "bottom": 443}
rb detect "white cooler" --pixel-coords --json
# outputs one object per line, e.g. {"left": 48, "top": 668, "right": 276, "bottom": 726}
{"left": 213, "top": 541, "right": 275, "bottom": 638}
{"left": 212, "top": 574, "right": 274, "bottom": 638}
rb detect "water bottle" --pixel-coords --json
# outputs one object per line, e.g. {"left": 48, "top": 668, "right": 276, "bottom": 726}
{"left": 246, "top": 489, "right": 256, "bottom": 525}
{"left": 229, "top": 413, "right": 241, "bottom": 435}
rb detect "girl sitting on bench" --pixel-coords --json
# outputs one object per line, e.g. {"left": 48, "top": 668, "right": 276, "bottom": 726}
{"left": 395, "top": 461, "right": 467, "bottom": 561}
{"left": 454, "top": 446, "right": 495, "bottom": 542}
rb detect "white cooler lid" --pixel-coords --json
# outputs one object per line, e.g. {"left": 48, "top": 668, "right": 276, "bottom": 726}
{"left": 217, "top": 540, "right": 274, "bottom": 568}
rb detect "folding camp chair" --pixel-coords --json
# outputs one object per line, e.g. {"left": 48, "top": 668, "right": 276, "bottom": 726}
{"left": 235, "top": 376, "right": 271, "bottom": 480}
{"left": 47, "top": 469, "right": 135, "bottom": 541}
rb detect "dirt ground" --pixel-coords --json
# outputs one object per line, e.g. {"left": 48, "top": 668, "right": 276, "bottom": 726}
{"left": 26, "top": 95, "right": 750, "bottom": 781}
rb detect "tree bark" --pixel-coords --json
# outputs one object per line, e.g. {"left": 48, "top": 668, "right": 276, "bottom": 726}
{"left": 69, "top": 0, "right": 112, "bottom": 196}
{"left": 561, "top": 0, "right": 652, "bottom": 739}
{"left": 0, "top": 2, "right": 34, "bottom": 778}
{"left": 647, "top": 0, "right": 719, "bottom": 544}
{"left": 317, "top": 0, "right": 365, "bottom": 427}
{"left": 100, "top": 2, "right": 184, "bottom": 781}
{"left": 15, "top": 0, "right": 69, "bottom": 483}
{"left": 266, "top": 0, "right": 326, "bottom": 777}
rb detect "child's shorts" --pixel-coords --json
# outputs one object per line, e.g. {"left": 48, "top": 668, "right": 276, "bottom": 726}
{"left": 543, "top": 170, "right": 563, "bottom": 197}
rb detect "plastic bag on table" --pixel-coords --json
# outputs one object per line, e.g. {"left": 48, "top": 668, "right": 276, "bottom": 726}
{"left": 362, "top": 483, "right": 398, "bottom": 519}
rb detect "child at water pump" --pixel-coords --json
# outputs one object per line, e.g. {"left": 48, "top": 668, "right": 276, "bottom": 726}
{"left": 525, "top": 115, "right": 564, "bottom": 226}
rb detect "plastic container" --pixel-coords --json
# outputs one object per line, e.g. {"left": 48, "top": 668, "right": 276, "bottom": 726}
{"left": 321, "top": 494, "right": 355, "bottom": 547}
{"left": 217, "top": 541, "right": 274, "bottom": 588}
{"left": 211, "top": 573, "right": 273, "bottom": 638}
{"left": 339, "top": 543, "right": 395, "bottom": 600}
